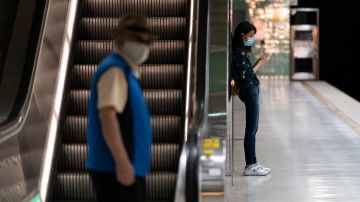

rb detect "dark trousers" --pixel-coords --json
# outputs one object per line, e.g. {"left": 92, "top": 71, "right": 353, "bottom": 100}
{"left": 238, "top": 82, "right": 259, "bottom": 165}
{"left": 89, "top": 170, "right": 146, "bottom": 202}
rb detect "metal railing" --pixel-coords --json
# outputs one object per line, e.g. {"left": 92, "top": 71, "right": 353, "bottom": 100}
{"left": 175, "top": 0, "right": 208, "bottom": 200}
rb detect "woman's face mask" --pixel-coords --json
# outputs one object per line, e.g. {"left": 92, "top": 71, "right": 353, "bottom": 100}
{"left": 244, "top": 37, "right": 254, "bottom": 46}
{"left": 123, "top": 41, "right": 150, "bottom": 64}
{"left": 242, "top": 30, "right": 255, "bottom": 47}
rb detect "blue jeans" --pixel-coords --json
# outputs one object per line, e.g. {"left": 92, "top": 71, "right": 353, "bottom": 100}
{"left": 238, "top": 82, "right": 259, "bottom": 165}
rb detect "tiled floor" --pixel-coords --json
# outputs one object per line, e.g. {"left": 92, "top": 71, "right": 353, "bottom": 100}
{"left": 224, "top": 77, "right": 360, "bottom": 202}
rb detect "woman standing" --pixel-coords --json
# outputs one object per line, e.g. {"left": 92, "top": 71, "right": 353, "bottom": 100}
{"left": 230, "top": 21, "right": 271, "bottom": 176}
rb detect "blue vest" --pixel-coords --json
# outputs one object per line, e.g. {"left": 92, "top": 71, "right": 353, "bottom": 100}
{"left": 87, "top": 51, "right": 152, "bottom": 177}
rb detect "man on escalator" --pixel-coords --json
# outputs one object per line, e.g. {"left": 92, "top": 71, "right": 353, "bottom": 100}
{"left": 86, "top": 15, "right": 154, "bottom": 202}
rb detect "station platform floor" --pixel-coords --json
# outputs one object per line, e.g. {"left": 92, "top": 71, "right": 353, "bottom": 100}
{"left": 222, "top": 77, "right": 360, "bottom": 202}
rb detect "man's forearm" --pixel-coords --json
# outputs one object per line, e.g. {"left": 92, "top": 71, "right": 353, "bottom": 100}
{"left": 99, "top": 108, "right": 131, "bottom": 165}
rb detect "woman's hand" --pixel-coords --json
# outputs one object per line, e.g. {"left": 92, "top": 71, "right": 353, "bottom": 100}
{"left": 253, "top": 53, "right": 271, "bottom": 72}
{"left": 262, "top": 53, "right": 271, "bottom": 64}
{"left": 230, "top": 80, "right": 235, "bottom": 87}
{"left": 260, "top": 53, "right": 271, "bottom": 64}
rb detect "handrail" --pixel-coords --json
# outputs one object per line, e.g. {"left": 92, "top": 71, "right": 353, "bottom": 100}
{"left": 39, "top": 0, "right": 80, "bottom": 200}
{"left": 185, "top": 133, "right": 199, "bottom": 201}
{"left": 174, "top": 141, "right": 189, "bottom": 201}
{"left": 175, "top": 0, "right": 199, "bottom": 200}
{"left": 175, "top": 0, "right": 210, "bottom": 200}
{"left": 183, "top": 0, "right": 209, "bottom": 141}
{"left": 183, "top": 0, "right": 199, "bottom": 142}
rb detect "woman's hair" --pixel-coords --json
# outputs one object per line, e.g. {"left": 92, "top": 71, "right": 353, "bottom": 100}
{"left": 232, "top": 21, "right": 257, "bottom": 51}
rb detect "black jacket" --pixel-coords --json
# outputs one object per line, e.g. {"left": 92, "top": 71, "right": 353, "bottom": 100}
{"left": 230, "top": 48, "right": 259, "bottom": 87}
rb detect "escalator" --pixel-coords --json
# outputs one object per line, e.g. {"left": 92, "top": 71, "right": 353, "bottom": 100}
{"left": 51, "top": 0, "right": 188, "bottom": 201}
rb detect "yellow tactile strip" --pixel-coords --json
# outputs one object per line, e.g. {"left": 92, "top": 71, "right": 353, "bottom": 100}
{"left": 302, "top": 82, "right": 360, "bottom": 135}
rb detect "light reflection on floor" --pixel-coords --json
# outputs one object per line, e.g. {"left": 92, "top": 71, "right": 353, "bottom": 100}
{"left": 224, "top": 76, "right": 360, "bottom": 202}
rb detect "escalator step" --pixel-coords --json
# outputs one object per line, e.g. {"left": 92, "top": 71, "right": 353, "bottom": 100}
{"left": 53, "top": 172, "right": 95, "bottom": 201}
{"left": 143, "top": 89, "right": 182, "bottom": 115}
{"left": 147, "top": 172, "right": 177, "bottom": 201}
{"left": 79, "top": 17, "right": 186, "bottom": 40}
{"left": 71, "top": 64, "right": 183, "bottom": 89}
{"left": 55, "top": 0, "right": 188, "bottom": 200}
{"left": 150, "top": 115, "right": 182, "bottom": 143}
{"left": 70, "top": 65, "right": 95, "bottom": 90}
{"left": 54, "top": 201, "right": 172, "bottom": 202}
{"left": 75, "top": 40, "right": 185, "bottom": 64}
{"left": 59, "top": 143, "right": 180, "bottom": 171}
{"left": 63, "top": 116, "right": 87, "bottom": 143}
{"left": 82, "top": 0, "right": 187, "bottom": 17}
{"left": 139, "top": 64, "right": 183, "bottom": 89}
{"left": 53, "top": 172, "right": 177, "bottom": 201}
{"left": 63, "top": 115, "right": 181, "bottom": 143}
{"left": 67, "top": 89, "right": 182, "bottom": 115}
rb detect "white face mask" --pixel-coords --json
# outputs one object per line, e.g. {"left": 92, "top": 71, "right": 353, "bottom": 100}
{"left": 122, "top": 41, "right": 150, "bottom": 64}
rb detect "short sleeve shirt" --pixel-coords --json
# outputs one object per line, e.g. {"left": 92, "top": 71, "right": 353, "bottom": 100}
{"left": 97, "top": 68, "right": 128, "bottom": 113}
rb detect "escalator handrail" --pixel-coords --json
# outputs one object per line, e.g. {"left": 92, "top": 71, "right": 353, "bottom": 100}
{"left": 38, "top": 1, "right": 81, "bottom": 201}
{"left": 185, "top": 0, "right": 210, "bottom": 200}
{"left": 176, "top": 0, "right": 210, "bottom": 201}
{"left": 183, "top": 0, "right": 209, "bottom": 142}
{"left": 185, "top": 131, "right": 200, "bottom": 202}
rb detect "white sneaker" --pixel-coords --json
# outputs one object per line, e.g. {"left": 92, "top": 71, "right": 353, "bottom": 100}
{"left": 243, "top": 163, "right": 270, "bottom": 176}
{"left": 258, "top": 163, "right": 271, "bottom": 173}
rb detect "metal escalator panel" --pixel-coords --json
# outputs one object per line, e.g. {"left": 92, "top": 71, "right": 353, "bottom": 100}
{"left": 52, "top": 0, "right": 187, "bottom": 201}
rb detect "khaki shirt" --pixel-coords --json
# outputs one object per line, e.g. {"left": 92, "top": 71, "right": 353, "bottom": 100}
{"left": 97, "top": 52, "right": 139, "bottom": 113}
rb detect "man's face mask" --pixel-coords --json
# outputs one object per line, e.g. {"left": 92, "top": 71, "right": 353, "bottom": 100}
{"left": 123, "top": 41, "right": 150, "bottom": 64}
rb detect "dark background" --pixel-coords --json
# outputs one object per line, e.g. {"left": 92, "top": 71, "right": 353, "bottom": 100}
{"left": 1, "top": 1, "right": 359, "bottom": 101}
{"left": 0, "top": 0, "right": 20, "bottom": 84}
{"left": 293, "top": 0, "right": 360, "bottom": 101}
